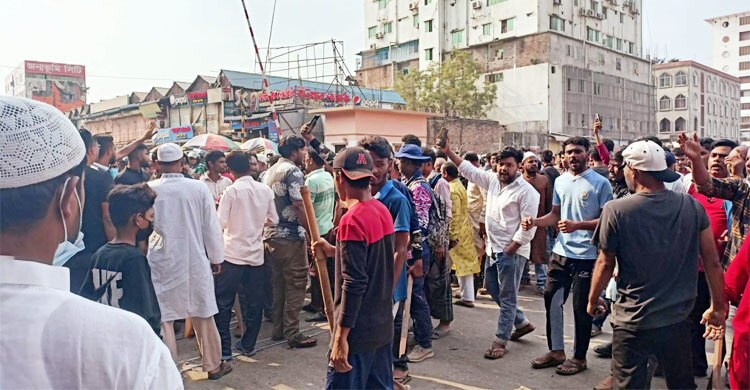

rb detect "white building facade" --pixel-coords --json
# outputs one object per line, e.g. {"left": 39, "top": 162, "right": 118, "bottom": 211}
{"left": 357, "top": 0, "right": 655, "bottom": 148}
{"left": 652, "top": 61, "right": 740, "bottom": 142}
{"left": 707, "top": 11, "right": 750, "bottom": 140}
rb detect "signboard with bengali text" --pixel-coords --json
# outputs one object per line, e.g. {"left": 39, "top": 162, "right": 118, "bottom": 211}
{"left": 24, "top": 61, "right": 85, "bottom": 78}
{"left": 152, "top": 125, "right": 194, "bottom": 144}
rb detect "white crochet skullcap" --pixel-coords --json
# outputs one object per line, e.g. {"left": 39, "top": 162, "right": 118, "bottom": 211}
{"left": 0, "top": 96, "right": 86, "bottom": 189}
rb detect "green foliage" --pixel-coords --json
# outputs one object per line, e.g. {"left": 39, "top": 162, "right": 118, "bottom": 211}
{"left": 394, "top": 50, "right": 497, "bottom": 118}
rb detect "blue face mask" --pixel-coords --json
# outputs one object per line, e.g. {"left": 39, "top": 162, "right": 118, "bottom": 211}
{"left": 52, "top": 178, "right": 85, "bottom": 266}
{"left": 109, "top": 168, "right": 118, "bottom": 180}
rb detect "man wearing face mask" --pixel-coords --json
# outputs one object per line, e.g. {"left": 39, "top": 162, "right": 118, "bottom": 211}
{"left": 0, "top": 96, "right": 182, "bottom": 389}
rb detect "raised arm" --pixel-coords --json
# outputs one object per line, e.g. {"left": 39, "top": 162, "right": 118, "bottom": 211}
{"left": 116, "top": 121, "right": 156, "bottom": 161}
{"left": 439, "top": 134, "right": 494, "bottom": 190}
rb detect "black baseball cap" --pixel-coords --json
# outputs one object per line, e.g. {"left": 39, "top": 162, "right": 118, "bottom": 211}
{"left": 333, "top": 146, "right": 375, "bottom": 180}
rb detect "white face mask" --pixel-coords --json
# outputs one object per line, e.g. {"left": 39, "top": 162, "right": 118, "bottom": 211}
{"left": 52, "top": 177, "right": 85, "bottom": 266}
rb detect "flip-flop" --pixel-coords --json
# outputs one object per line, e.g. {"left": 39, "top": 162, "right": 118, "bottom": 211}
{"left": 484, "top": 345, "right": 507, "bottom": 360}
{"left": 431, "top": 328, "right": 452, "bottom": 339}
{"left": 454, "top": 300, "right": 475, "bottom": 308}
{"left": 531, "top": 354, "right": 566, "bottom": 369}
{"left": 555, "top": 359, "right": 587, "bottom": 376}
{"left": 394, "top": 373, "right": 412, "bottom": 385}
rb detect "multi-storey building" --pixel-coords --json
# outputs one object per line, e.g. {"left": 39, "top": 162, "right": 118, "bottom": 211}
{"left": 357, "top": 0, "right": 655, "bottom": 148}
{"left": 706, "top": 11, "right": 750, "bottom": 140}
{"left": 4, "top": 60, "right": 87, "bottom": 113}
{"left": 652, "top": 61, "right": 740, "bottom": 142}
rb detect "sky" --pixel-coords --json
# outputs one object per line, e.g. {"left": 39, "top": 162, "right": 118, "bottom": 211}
{"left": 0, "top": 0, "right": 748, "bottom": 103}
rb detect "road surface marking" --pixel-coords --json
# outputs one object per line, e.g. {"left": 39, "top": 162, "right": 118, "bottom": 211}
{"left": 410, "top": 374, "right": 488, "bottom": 390}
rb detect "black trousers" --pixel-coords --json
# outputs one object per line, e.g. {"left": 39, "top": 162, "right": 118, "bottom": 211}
{"left": 310, "top": 257, "right": 335, "bottom": 313}
{"left": 213, "top": 261, "right": 265, "bottom": 359}
{"left": 544, "top": 255, "right": 594, "bottom": 360}
{"left": 612, "top": 321, "right": 696, "bottom": 390}
{"left": 688, "top": 272, "right": 711, "bottom": 375}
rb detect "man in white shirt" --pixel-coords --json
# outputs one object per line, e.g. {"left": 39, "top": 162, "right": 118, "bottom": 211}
{"left": 215, "top": 151, "right": 278, "bottom": 360}
{"left": 148, "top": 143, "right": 231, "bottom": 379}
{"left": 0, "top": 96, "right": 182, "bottom": 389}
{"left": 440, "top": 138, "right": 540, "bottom": 360}
{"left": 200, "top": 150, "right": 232, "bottom": 207}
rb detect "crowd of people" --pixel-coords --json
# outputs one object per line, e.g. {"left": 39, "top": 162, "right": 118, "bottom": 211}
{"left": 0, "top": 95, "right": 748, "bottom": 390}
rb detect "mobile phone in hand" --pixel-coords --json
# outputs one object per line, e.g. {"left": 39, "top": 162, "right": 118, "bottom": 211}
{"left": 437, "top": 127, "right": 449, "bottom": 148}
{"left": 308, "top": 114, "right": 321, "bottom": 129}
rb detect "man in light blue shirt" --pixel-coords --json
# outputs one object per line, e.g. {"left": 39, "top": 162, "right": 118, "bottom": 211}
{"left": 523, "top": 136, "right": 612, "bottom": 376}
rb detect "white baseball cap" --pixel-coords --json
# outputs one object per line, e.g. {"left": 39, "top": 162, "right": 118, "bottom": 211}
{"left": 622, "top": 140, "right": 681, "bottom": 182}
{"left": 0, "top": 96, "right": 86, "bottom": 189}
{"left": 157, "top": 143, "right": 184, "bottom": 163}
{"left": 522, "top": 151, "right": 539, "bottom": 162}
{"left": 187, "top": 150, "right": 200, "bottom": 159}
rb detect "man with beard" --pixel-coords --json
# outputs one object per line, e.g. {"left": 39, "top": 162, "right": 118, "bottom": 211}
{"left": 359, "top": 136, "right": 415, "bottom": 386}
{"left": 608, "top": 150, "right": 630, "bottom": 200}
{"left": 521, "top": 152, "right": 552, "bottom": 295}
{"left": 115, "top": 144, "right": 152, "bottom": 185}
{"left": 681, "top": 133, "right": 750, "bottom": 267}
{"left": 685, "top": 139, "right": 733, "bottom": 376}
{"left": 262, "top": 135, "right": 317, "bottom": 349}
{"left": 523, "top": 137, "right": 612, "bottom": 376}
{"left": 200, "top": 150, "right": 232, "bottom": 207}
{"left": 440, "top": 139, "right": 540, "bottom": 360}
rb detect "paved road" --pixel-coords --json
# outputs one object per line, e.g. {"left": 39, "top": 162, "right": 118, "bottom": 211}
{"left": 179, "top": 285, "right": 716, "bottom": 390}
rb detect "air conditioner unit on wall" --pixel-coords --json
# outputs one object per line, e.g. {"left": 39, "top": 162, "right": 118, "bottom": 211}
{"left": 587, "top": 9, "right": 595, "bottom": 16}
{"left": 370, "top": 43, "right": 377, "bottom": 49}
{"left": 409, "top": 2, "right": 418, "bottom": 10}
{"left": 472, "top": 1, "right": 482, "bottom": 9}
{"left": 578, "top": 8, "right": 587, "bottom": 16}
{"left": 553, "top": 0, "right": 562, "bottom": 5}
{"left": 596, "top": 13, "right": 604, "bottom": 19}
{"left": 375, "top": 32, "right": 384, "bottom": 39}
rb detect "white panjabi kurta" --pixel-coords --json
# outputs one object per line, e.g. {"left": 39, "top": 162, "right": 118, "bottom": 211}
{"left": 147, "top": 173, "right": 224, "bottom": 321}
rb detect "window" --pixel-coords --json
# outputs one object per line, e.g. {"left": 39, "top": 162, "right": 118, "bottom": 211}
{"left": 566, "top": 44, "right": 572, "bottom": 57}
{"left": 501, "top": 18, "right": 514, "bottom": 33}
{"left": 675, "top": 94, "right": 686, "bottom": 109}
{"left": 606, "top": 36, "right": 613, "bottom": 49}
{"left": 487, "top": 0, "right": 506, "bottom": 5}
{"left": 368, "top": 26, "right": 377, "bottom": 38}
{"left": 675, "top": 71, "right": 687, "bottom": 86}
{"left": 615, "top": 58, "right": 621, "bottom": 71}
{"left": 741, "top": 16, "right": 750, "bottom": 25}
{"left": 496, "top": 48, "right": 504, "bottom": 59}
{"left": 485, "top": 73, "right": 503, "bottom": 83}
{"left": 567, "top": 78, "right": 572, "bottom": 92}
{"left": 616, "top": 38, "right": 622, "bottom": 51}
{"left": 659, "top": 96, "right": 671, "bottom": 111}
{"left": 425, "top": 48, "right": 433, "bottom": 61}
{"left": 659, "top": 73, "right": 672, "bottom": 88}
{"left": 659, "top": 118, "right": 671, "bottom": 132}
{"left": 628, "top": 42, "right": 635, "bottom": 54}
{"left": 578, "top": 79, "right": 585, "bottom": 92}
{"left": 574, "top": 0, "right": 578, "bottom": 5}
{"left": 482, "top": 23, "right": 491, "bottom": 36}
{"left": 451, "top": 30, "right": 463, "bottom": 46}
{"left": 602, "top": 6, "right": 608, "bottom": 18}
{"left": 675, "top": 118, "right": 686, "bottom": 132}
{"left": 593, "top": 82, "right": 603, "bottom": 96}
{"left": 741, "top": 46, "right": 750, "bottom": 56}
{"left": 413, "top": 14, "right": 419, "bottom": 28}
{"left": 424, "top": 0, "right": 432, "bottom": 4}
{"left": 567, "top": 112, "right": 572, "bottom": 126}
{"left": 693, "top": 72, "right": 699, "bottom": 87}
{"left": 590, "top": 0, "right": 599, "bottom": 12}
{"left": 741, "top": 31, "right": 750, "bottom": 41}
{"left": 383, "top": 22, "right": 392, "bottom": 33}
{"left": 740, "top": 61, "right": 750, "bottom": 71}
{"left": 620, "top": 12, "right": 624, "bottom": 23}
{"left": 586, "top": 27, "right": 600, "bottom": 42}
{"left": 378, "top": 0, "right": 387, "bottom": 9}
{"left": 550, "top": 15, "right": 565, "bottom": 32}
{"left": 424, "top": 20, "right": 433, "bottom": 32}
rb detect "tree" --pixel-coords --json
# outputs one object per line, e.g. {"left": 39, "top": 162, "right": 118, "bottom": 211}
{"left": 394, "top": 50, "right": 497, "bottom": 118}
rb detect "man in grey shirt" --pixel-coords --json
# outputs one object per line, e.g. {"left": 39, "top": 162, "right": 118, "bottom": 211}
{"left": 587, "top": 140, "right": 726, "bottom": 390}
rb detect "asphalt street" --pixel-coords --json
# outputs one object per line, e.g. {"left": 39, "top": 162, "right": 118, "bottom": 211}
{"left": 178, "top": 284, "right": 718, "bottom": 390}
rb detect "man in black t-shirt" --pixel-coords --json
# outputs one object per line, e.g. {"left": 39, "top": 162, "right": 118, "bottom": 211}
{"left": 115, "top": 144, "right": 151, "bottom": 185}
{"left": 87, "top": 184, "right": 161, "bottom": 335}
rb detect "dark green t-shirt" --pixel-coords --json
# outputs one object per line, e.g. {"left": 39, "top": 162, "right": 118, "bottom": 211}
{"left": 592, "top": 190, "right": 710, "bottom": 330}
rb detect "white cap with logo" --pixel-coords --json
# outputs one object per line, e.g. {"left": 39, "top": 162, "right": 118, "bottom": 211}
{"left": 0, "top": 96, "right": 86, "bottom": 189}
{"left": 157, "top": 143, "right": 184, "bottom": 163}
{"left": 622, "top": 140, "right": 681, "bottom": 182}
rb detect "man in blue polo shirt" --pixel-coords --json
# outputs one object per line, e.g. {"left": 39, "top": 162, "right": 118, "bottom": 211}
{"left": 523, "top": 136, "right": 612, "bottom": 376}
{"left": 360, "top": 136, "right": 418, "bottom": 386}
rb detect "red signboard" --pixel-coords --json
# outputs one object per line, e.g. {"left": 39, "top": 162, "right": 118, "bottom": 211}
{"left": 24, "top": 61, "right": 86, "bottom": 78}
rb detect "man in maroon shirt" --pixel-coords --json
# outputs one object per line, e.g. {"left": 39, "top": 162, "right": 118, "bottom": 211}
{"left": 686, "top": 139, "right": 734, "bottom": 377}
{"left": 314, "top": 147, "right": 396, "bottom": 389}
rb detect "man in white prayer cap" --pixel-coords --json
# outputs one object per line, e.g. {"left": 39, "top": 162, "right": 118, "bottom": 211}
{"left": 0, "top": 96, "right": 182, "bottom": 389}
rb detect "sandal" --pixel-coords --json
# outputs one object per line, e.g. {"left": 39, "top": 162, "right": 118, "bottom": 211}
{"left": 454, "top": 300, "right": 475, "bottom": 308}
{"left": 208, "top": 361, "right": 233, "bottom": 380}
{"left": 288, "top": 334, "right": 318, "bottom": 349}
{"left": 394, "top": 370, "right": 412, "bottom": 385}
{"left": 509, "top": 323, "right": 535, "bottom": 341}
{"left": 555, "top": 359, "right": 587, "bottom": 376}
{"left": 531, "top": 352, "right": 566, "bottom": 369}
{"left": 484, "top": 344, "right": 507, "bottom": 360}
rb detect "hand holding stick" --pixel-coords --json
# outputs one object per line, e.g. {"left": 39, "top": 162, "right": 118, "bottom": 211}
{"left": 300, "top": 186, "right": 335, "bottom": 334}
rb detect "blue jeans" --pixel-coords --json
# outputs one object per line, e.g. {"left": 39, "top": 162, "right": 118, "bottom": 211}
{"left": 409, "top": 274, "right": 433, "bottom": 349}
{"left": 326, "top": 342, "right": 393, "bottom": 389}
{"left": 522, "top": 260, "right": 547, "bottom": 289}
{"left": 485, "top": 252, "right": 529, "bottom": 344}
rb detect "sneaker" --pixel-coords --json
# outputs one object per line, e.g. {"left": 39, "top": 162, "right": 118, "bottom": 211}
{"left": 590, "top": 325, "right": 602, "bottom": 337}
{"left": 407, "top": 345, "right": 435, "bottom": 363}
{"left": 594, "top": 342, "right": 612, "bottom": 358}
